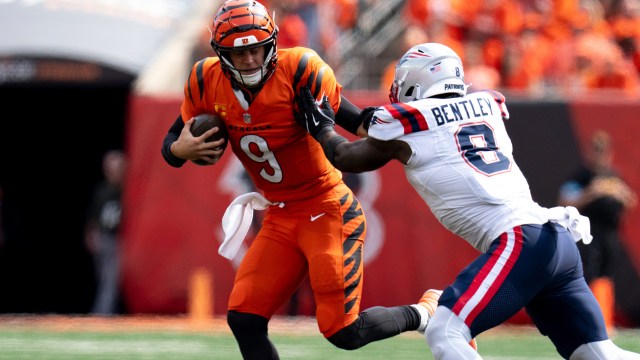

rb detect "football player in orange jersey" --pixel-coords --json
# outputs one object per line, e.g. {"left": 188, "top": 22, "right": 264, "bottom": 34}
{"left": 160, "top": 1, "right": 438, "bottom": 358}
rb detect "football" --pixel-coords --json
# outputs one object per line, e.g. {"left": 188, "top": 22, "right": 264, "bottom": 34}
{"left": 190, "top": 113, "right": 228, "bottom": 165}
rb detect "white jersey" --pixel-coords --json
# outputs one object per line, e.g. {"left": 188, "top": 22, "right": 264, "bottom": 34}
{"left": 368, "top": 90, "right": 549, "bottom": 252}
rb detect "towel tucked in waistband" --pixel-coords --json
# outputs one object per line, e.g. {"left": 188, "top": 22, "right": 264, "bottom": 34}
{"left": 546, "top": 206, "right": 593, "bottom": 245}
{"left": 219, "top": 192, "right": 273, "bottom": 260}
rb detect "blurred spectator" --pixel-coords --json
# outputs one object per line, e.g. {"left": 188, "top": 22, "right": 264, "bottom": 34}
{"left": 584, "top": 57, "right": 640, "bottom": 96}
{"left": 462, "top": 40, "right": 501, "bottom": 91}
{"left": 557, "top": 130, "right": 637, "bottom": 331}
{"left": 270, "top": 1, "right": 308, "bottom": 48}
{"left": 85, "top": 150, "right": 127, "bottom": 316}
{"left": 607, "top": 0, "right": 640, "bottom": 73}
{"left": 279, "top": 0, "right": 322, "bottom": 53}
{"left": 379, "top": 25, "right": 429, "bottom": 96}
{"left": 502, "top": 29, "right": 550, "bottom": 95}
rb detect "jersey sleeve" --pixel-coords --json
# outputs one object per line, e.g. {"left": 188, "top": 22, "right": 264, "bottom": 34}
{"left": 367, "top": 102, "right": 430, "bottom": 141}
{"left": 180, "top": 57, "right": 220, "bottom": 122}
{"left": 290, "top": 47, "right": 343, "bottom": 113}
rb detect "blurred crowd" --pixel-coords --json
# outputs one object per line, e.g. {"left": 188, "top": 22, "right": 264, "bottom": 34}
{"left": 398, "top": 0, "right": 640, "bottom": 98}
{"left": 196, "top": 0, "right": 640, "bottom": 98}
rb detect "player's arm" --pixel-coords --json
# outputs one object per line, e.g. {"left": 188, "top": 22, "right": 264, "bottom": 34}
{"left": 318, "top": 131, "right": 401, "bottom": 172}
{"left": 161, "top": 114, "right": 224, "bottom": 167}
{"left": 161, "top": 115, "right": 188, "bottom": 167}
{"left": 335, "top": 95, "right": 376, "bottom": 138}
{"left": 295, "top": 87, "right": 407, "bottom": 172}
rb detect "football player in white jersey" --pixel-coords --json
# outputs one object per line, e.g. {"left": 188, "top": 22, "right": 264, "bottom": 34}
{"left": 294, "top": 43, "right": 640, "bottom": 360}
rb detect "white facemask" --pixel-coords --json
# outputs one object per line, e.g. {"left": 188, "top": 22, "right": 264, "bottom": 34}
{"left": 233, "top": 69, "right": 263, "bottom": 87}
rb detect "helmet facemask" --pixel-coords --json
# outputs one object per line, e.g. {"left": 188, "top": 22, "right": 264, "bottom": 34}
{"left": 216, "top": 41, "right": 277, "bottom": 88}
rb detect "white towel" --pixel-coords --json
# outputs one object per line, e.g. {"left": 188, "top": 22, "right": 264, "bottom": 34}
{"left": 546, "top": 206, "right": 593, "bottom": 244}
{"left": 219, "top": 192, "right": 272, "bottom": 260}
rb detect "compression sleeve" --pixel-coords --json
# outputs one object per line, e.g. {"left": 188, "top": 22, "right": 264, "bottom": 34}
{"left": 161, "top": 115, "right": 188, "bottom": 168}
{"left": 335, "top": 95, "right": 363, "bottom": 135}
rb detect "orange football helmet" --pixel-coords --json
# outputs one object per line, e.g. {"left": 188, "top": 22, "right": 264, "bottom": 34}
{"left": 210, "top": 0, "right": 279, "bottom": 89}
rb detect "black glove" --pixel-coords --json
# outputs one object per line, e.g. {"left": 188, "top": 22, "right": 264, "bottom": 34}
{"left": 295, "top": 86, "right": 336, "bottom": 140}
{"left": 359, "top": 106, "right": 377, "bottom": 131}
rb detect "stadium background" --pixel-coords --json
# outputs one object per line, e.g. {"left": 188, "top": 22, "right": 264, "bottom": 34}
{"left": 0, "top": 0, "right": 639, "bottom": 329}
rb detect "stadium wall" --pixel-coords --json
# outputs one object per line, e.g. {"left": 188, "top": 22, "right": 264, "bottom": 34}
{"left": 122, "top": 92, "right": 640, "bottom": 326}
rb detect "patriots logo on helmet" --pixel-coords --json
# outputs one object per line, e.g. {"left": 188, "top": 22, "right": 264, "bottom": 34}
{"left": 398, "top": 51, "right": 431, "bottom": 67}
{"left": 407, "top": 51, "right": 431, "bottom": 59}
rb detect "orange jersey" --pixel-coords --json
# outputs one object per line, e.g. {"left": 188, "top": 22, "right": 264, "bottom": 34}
{"left": 181, "top": 47, "right": 344, "bottom": 203}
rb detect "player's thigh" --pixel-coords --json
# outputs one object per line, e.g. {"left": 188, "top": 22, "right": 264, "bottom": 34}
{"left": 229, "top": 221, "right": 307, "bottom": 318}
{"left": 300, "top": 196, "right": 366, "bottom": 337}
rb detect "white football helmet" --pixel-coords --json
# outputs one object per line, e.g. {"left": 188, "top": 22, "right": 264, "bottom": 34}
{"left": 389, "top": 43, "right": 468, "bottom": 103}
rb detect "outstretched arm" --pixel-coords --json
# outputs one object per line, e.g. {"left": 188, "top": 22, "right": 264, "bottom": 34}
{"left": 295, "top": 87, "right": 406, "bottom": 173}
{"left": 335, "top": 95, "right": 375, "bottom": 138}
{"left": 317, "top": 130, "right": 399, "bottom": 173}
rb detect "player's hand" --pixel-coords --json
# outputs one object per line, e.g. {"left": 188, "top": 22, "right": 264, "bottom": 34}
{"left": 359, "top": 106, "right": 378, "bottom": 131}
{"left": 295, "top": 86, "right": 336, "bottom": 141}
{"left": 170, "top": 118, "right": 224, "bottom": 164}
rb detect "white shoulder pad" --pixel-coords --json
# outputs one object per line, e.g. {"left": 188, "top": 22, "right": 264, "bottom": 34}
{"left": 367, "top": 102, "right": 431, "bottom": 141}
{"left": 367, "top": 108, "right": 403, "bottom": 141}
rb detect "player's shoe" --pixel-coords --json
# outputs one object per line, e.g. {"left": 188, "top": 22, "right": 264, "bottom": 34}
{"left": 469, "top": 337, "right": 478, "bottom": 351}
{"left": 411, "top": 289, "right": 442, "bottom": 334}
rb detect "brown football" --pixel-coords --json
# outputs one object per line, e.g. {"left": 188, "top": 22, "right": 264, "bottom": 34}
{"left": 190, "top": 113, "right": 228, "bottom": 165}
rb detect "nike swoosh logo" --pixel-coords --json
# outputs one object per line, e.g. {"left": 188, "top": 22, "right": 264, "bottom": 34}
{"left": 310, "top": 213, "right": 325, "bottom": 222}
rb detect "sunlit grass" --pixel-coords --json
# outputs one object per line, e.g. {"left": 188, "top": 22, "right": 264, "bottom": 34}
{"left": 0, "top": 316, "right": 638, "bottom": 359}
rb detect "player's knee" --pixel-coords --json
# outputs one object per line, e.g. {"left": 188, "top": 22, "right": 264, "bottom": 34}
{"left": 327, "top": 321, "right": 366, "bottom": 350}
{"left": 426, "top": 307, "right": 472, "bottom": 357}
{"left": 227, "top": 310, "right": 268, "bottom": 337}
{"left": 425, "top": 310, "right": 447, "bottom": 357}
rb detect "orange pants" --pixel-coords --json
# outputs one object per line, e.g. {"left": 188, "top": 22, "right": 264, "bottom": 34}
{"left": 228, "top": 182, "right": 366, "bottom": 337}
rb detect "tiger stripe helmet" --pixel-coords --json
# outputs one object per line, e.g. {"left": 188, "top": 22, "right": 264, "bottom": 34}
{"left": 210, "top": 0, "right": 279, "bottom": 89}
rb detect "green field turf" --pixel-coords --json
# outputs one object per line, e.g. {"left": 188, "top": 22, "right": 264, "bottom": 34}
{"left": 0, "top": 317, "right": 638, "bottom": 359}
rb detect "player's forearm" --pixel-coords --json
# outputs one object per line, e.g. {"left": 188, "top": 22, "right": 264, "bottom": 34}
{"left": 161, "top": 115, "right": 187, "bottom": 167}
{"left": 318, "top": 130, "right": 387, "bottom": 173}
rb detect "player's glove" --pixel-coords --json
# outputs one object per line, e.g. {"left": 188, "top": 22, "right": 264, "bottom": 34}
{"left": 295, "top": 86, "right": 336, "bottom": 141}
{"left": 359, "top": 106, "right": 377, "bottom": 131}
